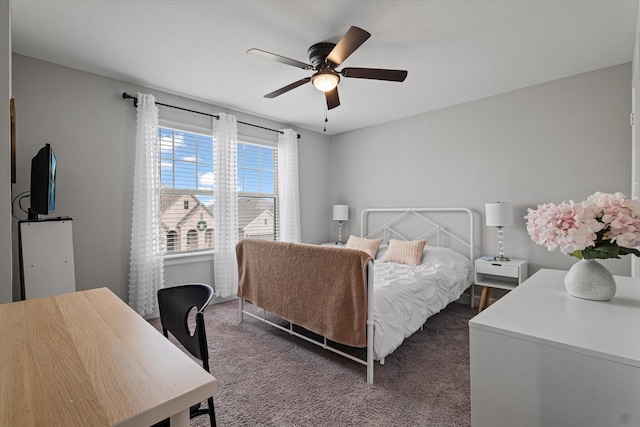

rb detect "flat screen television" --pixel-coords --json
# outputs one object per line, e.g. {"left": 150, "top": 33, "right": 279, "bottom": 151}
{"left": 28, "top": 144, "right": 56, "bottom": 220}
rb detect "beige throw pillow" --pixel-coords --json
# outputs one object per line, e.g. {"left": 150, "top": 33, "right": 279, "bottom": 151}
{"left": 345, "top": 235, "right": 382, "bottom": 257}
{"left": 383, "top": 239, "right": 427, "bottom": 266}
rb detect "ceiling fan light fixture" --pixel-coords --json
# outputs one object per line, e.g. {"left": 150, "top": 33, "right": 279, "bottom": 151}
{"left": 311, "top": 71, "right": 340, "bottom": 92}
{"left": 249, "top": 26, "right": 407, "bottom": 111}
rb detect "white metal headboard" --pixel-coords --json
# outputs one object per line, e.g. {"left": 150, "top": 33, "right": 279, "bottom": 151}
{"left": 360, "top": 207, "right": 476, "bottom": 261}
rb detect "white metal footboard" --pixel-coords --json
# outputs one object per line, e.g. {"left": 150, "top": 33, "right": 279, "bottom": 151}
{"left": 239, "top": 259, "right": 377, "bottom": 384}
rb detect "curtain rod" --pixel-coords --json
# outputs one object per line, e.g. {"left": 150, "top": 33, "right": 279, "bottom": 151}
{"left": 121, "top": 92, "right": 300, "bottom": 138}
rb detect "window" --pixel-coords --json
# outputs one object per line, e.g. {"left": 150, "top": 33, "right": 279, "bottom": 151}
{"left": 160, "top": 126, "right": 278, "bottom": 255}
{"left": 186, "top": 229, "right": 198, "bottom": 251}
{"left": 166, "top": 231, "right": 178, "bottom": 253}
{"left": 237, "top": 142, "right": 278, "bottom": 242}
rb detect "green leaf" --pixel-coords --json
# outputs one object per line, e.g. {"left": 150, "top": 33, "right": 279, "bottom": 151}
{"left": 618, "top": 246, "right": 640, "bottom": 257}
{"left": 569, "top": 250, "right": 583, "bottom": 259}
{"left": 581, "top": 243, "right": 620, "bottom": 260}
{"left": 569, "top": 243, "right": 640, "bottom": 259}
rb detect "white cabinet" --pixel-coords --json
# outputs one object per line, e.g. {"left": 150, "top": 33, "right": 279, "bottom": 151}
{"left": 469, "top": 269, "right": 640, "bottom": 427}
{"left": 19, "top": 219, "right": 76, "bottom": 299}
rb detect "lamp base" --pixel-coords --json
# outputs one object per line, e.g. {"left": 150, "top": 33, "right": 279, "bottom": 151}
{"left": 336, "top": 221, "right": 344, "bottom": 245}
{"left": 493, "top": 226, "right": 509, "bottom": 262}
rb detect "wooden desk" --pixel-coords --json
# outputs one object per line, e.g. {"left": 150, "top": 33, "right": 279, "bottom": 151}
{"left": 0, "top": 288, "right": 217, "bottom": 426}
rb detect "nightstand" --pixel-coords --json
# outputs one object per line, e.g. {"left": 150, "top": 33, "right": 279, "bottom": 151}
{"left": 475, "top": 258, "right": 527, "bottom": 312}
{"left": 321, "top": 242, "right": 346, "bottom": 247}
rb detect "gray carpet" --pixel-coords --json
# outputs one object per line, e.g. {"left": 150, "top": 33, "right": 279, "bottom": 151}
{"left": 149, "top": 299, "right": 476, "bottom": 427}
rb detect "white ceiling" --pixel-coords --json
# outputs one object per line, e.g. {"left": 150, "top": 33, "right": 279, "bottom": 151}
{"left": 10, "top": 0, "right": 639, "bottom": 135}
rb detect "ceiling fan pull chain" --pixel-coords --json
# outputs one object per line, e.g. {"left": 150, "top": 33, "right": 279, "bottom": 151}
{"left": 324, "top": 107, "right": 328, "bottom": 132}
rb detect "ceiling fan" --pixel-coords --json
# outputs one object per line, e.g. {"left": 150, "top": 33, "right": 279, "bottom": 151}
{"left": 247, "top": 26, "right": 408, "bottom": 110}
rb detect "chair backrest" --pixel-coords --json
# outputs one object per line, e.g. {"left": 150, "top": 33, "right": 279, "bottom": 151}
{"left": 157, "top": 283, "right": 214, "bottom": 369}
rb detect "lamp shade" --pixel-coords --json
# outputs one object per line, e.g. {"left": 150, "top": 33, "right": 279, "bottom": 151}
{"left": 332, "top": 205, "right": 349, "bottom": 221}
{"left": 485, "top": 202, "right": 513, "bottom": 227}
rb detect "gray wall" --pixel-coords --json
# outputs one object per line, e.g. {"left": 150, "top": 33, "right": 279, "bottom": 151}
{"left": 1, "top": 0, "right": 12, "bottom": 303}
{"left": 10, "top": 53, "right": 633, "bottom": 303}
{"left": 329, "top": 64, "right": 633, "bottom": 277}
{"left": 11, "top": 54, "right": 331, "bottom": 302}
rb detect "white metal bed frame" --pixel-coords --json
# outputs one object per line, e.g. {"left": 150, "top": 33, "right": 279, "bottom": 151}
{"left": 239, "top": 207, "right": 476, "bottom": 384}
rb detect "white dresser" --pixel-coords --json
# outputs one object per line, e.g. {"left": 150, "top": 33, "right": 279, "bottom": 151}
{"left": 469, "top": 268, "right": 640, "bottom": 427}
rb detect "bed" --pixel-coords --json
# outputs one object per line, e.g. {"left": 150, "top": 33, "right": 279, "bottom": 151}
{"left": 237, "top": 207, "right": 477, "bottom": 384}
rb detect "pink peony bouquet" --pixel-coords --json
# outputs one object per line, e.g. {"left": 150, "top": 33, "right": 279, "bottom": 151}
{"left": 525, "top": 192, "right": 640, "bottom": 259}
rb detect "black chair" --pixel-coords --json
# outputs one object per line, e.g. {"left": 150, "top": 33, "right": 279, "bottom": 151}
{"left": 155, "top": 283, "right": 217, "bottom": 427}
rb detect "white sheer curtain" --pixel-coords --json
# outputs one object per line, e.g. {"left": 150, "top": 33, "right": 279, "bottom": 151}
{"left": 278, "top": 129, "right": 301, "bottom": 243}
{"left": 213, "top": 113, "right": 239, "bottom": 297}
{"left": 128, "top": 93, "right": 164, "bottom": 316}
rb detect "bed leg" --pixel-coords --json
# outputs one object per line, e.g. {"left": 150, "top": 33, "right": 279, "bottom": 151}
{"left": 380, "top": 358, "right": 385, "bottom": 365}
{"left": 470, "top": 284, "right": 475, "bottom": 308}
{"left": 367, "top": 319, "right": 374, "bottom": 384}
{"left": 239, "top": 298, "right": 244, "bottom": 322}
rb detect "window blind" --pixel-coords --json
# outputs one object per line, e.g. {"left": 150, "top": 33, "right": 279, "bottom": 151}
{"left": 159, "top": 127, "right": 278, "bottom": 254}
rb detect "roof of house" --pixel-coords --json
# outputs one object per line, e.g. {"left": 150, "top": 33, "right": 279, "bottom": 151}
{"left": 161, "top": 192, "right": 273, "bottom": 230}
{"left": 238, "top": 198, "right": 274, "bottom": 229}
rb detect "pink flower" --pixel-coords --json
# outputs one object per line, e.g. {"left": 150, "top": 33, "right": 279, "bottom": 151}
{"left": 526, "top": 192, "right": 640, "bottom": 258}
{"left": 585, "top": 192, "right": 640, "bottom": 248}
{"left": 526, "top": 201, "right": 603, "bottom": 254}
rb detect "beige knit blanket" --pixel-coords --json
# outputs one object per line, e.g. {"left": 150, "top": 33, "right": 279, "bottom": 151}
{"left": 236, "top": 239, "right": 371, "bottom": 347}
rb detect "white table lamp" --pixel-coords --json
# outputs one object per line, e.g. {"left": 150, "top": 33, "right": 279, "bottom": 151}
{"left": 332, "top": 205, "right": 349, "bottom": 244}
{"left": 485, "top": 202, "right": 513, "bottom": 261}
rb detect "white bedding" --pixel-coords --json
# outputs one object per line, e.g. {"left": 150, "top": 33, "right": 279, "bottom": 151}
{"left": 372, "top": 245, "right": 473, "bottom": 360}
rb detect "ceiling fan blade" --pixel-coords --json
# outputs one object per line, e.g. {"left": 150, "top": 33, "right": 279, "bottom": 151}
{"left": 247, "top": 48, "right": 312, "bottom": 70}
{"left": 325, "top": 87, "right": 340, "bottom": 110}
{"left": 264, "top": 77, "right": 312, "bottom": 98}
{"left": 326, "top": 26, "right": 371, "bottom": 66}
{"left": 341, "top": 67, "right": 408, "bottom": 82}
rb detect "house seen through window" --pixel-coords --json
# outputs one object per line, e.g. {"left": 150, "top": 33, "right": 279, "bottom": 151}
{"left": 160, "top": 126, "right": 278, "bottom": 254}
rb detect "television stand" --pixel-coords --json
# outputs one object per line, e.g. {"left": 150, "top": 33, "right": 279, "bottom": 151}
{"left": 18, "top": 218, "right": 76, "bottom": 299}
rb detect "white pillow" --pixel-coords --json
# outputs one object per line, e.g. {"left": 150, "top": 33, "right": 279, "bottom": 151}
{"left": 376, "top": 244, "right": 388, "bottom": 260}
{"left": 345, "top": 235, "right": 382, "bottom": 257}
{"left": 383, "top": 239, "right": 427, "bottom": 266}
